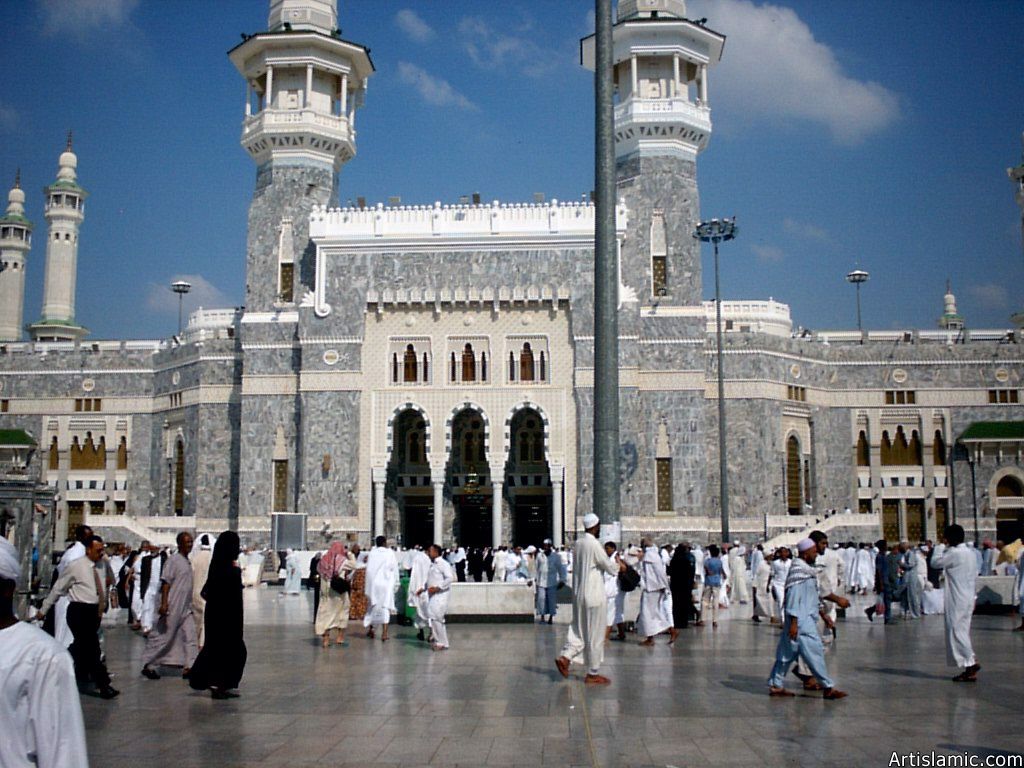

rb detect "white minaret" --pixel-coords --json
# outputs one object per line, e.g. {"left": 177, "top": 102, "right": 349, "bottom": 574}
{"left": 29, "top": 134, "right": 88, "bottom": 342}
{"left": 938, "top": 279, "right": 964, "bottom": 331}
{"left": 0, "top": 170, "right": 33, "bottom": 341}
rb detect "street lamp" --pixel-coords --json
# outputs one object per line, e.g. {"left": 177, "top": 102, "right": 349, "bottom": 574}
{"left": 694, "top": 217, "right": 738, "bottom": 542}
{"left": 170, "top": 280, "right": 192, "bottom": 337}
{"left": 845, "top": 269, "right": 869, "bottom": 335}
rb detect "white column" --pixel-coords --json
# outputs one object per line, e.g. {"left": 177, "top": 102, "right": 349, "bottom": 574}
{"left": 265, "top": 66, "right": 274, "bottom": 110}
{"left": 630, "top": 54, "right": 638, "bottom": 98}
{"left": 373, "top": 479, "right": 385, "bottom": 539}
{"left": 245, "top": 82, "right": 252, "bottom": 117}
{"left": 341, "top": 74, "right": 348, "bottom": 116}
{"left": 432, "top": 480, "right": 444, "bottom": 546}
{"left": 672, "top": 55, "right": 680, "bottom": 98}
{"left": 492, "top": 481, "right": 503, "bottom": 547}
{"left": 305, "top": 64, "right": 313, "bottom": 108}
{"left": 551, "top": 467, "right": 563, "bottom": 545}
{"left": 699, "top": 64, "right": 708, "bottom": 104}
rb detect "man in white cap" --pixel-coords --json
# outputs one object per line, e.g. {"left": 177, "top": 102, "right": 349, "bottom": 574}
{"left": 1, "top": 536, "right": 89, "bottom": 768}
{"left": 767, "top": 537, "right": 847, "bottom": 699}
{"left": 555, "top": 514, "right": 625, "bottom": 684}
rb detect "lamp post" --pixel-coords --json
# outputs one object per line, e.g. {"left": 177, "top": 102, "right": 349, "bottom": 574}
{"left": 694, "top": 217, "right": 738, "bottom": 542}
{"left": 170, "top": 280, "right": 192, "bottom": 337}
{"left": 965, "top": 445, "right": 980, "bottom": 546}
{"left": 845, "top": 269, "right": 869, "bottom": 335}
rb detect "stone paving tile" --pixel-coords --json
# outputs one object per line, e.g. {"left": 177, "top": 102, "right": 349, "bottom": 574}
{"left": 79, "top": 589, "right": 1024, "bottom": 767}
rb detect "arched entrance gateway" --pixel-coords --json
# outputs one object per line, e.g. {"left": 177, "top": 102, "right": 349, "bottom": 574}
{"left": 446, "top": 407, "right": 492, "bottom": 548}
{"left": 385, "top": 408, "right": 433, "bottom": 548}
{"left": 504, "top": 407, "right": 551, "bottom": 546}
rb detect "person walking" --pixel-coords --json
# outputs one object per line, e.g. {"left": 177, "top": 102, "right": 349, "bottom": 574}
{"left": 701, "top": 545, "right": 726, "bottom": 629}
{"left": 422, "top": 544, "right": 454, "bottom": 651}
{"left": 931, "top": 525, "right": 981, "bottom": 682}
{"left": 315, "top": 542, "right": 354, "bottom": 647}
{"left": 189, "top": 531, "right": 247, "bottom": 699}
{"left": 536, "top": 539, "right": 567, "bottom": 624}
{"left": 141, "top": 532, "right": 198, "bottom": 680}
{"left": 555, "top": 514, "right": 625, "bottom": 685}
{"left": 668, "top": 542, "right": 695, "bottom": 630}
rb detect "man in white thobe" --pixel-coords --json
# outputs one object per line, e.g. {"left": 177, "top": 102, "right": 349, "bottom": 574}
{"left": 493, "top": 547, "right": 508, "bottom": 583}
{"left": 281, "top": 549, "right": 301, "bottom": 595}
{"left": 363, "top": 536, "right": 399, "bottom": 641}
{"left": 901, "top": 543, "right": 923, "bottom": 619}
{"left": 190, "top": 535, "right": 213, "bottom": 648}
{"left": 770, "top": 548, "right": 791, "bottom": 624}
{"left": 637, "top": 539, "right": 676, "bottom": 645}
{"left": 931, "top": 525, "right": 980, "bottom": 682}
{"left": 53, "top": 526, "right": 91, "bottom": 648}
{"left": 728, "top": 542, "right": 750, "bottom": 605}
{"left": 853, "top": 544, "right": 874, "bottom": 594}
{"left": 140, "top": 548, "right": 165, "bottom": 634}
{"left": 555, "top": 514, "right": 624, "bottom": 685}
{"left": 422, "top": 544, "right": 454, "bottom": 650}
{"left": 407, "top": 547, "right": 432, "bottom": 641}
{"left": 1, "top": 537, "right": 89, "bottom": 768}
{"left": 505, "top": 548, "right": 521, "bottom": 583}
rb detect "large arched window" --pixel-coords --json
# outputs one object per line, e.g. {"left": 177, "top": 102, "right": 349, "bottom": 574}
{"left": 933, "top": 430, "right": 946, "bottom": 465}
{"left": 117, "top": 436, "right": 128, "bottom": 470}
{"left": 481, "top": 352, "right": 488, "bottom": 382}
{"left": 997, "top": 475, "right": 1024, "bottom": 497}
{"left": 856, "top": 430, "right": 869, "bottom": 467}
{"left": 49, "top": 436, "right": 59, "bottom": 470}
{"left": 908, "top": 429, "right": 922, "bottom": 466}
{"left": 880, "top": 430, "right": 893, "bottom": 465}
{"left": 462, "top": 343, "right": 476, "bottom": 382}
{"left": 520, "top": 342, "right": 535, "bottom": 381}
{"left": 786, "top": 435, "right": 802, "bottom": 514}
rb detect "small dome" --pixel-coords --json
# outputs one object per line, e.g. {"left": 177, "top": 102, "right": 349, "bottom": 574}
{"left": 59, "top": 150, "right": 78, "bottom": 169}
{"left": 8, "top": 186, "right": 25, "bottom": 206}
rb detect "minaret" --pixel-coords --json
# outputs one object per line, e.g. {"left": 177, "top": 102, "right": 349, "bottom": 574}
{"left": 29, "top": 134, "right": 88, "bottom": 342}
{"left": 582, "top": 0, "right": 725, "bottom": 306}
{"left": 1009, "top": 133, "right": 1024, "bottom": 330}
{"left": 938, "top": 280, "right": 964, "bottom": 330}
{"left": 228, "top": 0, "right": 373, "bottom": 311}
{"left": 0, "top": 171, "right": 33, "bottom": 341}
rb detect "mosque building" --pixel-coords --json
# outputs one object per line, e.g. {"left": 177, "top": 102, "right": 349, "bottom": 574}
{"left": 0, "top": 0, "right": 1021, "bottom": 554}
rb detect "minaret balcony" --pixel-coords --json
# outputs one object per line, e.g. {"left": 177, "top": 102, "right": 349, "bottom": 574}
{"left": 242, "top": 108, "right": 355, "bottom": 168}
{"left": 614, "top": 96, "right": 711, "bottom": 158}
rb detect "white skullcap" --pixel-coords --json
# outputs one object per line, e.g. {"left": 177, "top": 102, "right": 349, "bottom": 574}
{"left": 0, "top": 536, "right": 20, "bottom": 585}
{"left": 543, "top": 538, "right": 552, "bottom": 545}
{"left": 582, "top": 513, "right": 600, "bottom": 529}
{"left": 797, "top": 538, "right": 816, "bottom": 553}
{"left": 525, "top": 545, "right": 537, "bottom": 554}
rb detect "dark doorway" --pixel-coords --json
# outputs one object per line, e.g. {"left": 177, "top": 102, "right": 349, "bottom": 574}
{"left": 454, "top": 494, "right": 491, "bottom": 549}
{"left": 513, "top": 497, "right": 550, "bottom": 547}
{"left": 996, "top": 510, "right": 1023, "bottom": 544}
{"left": 403, "top": 497, "right": 434, "bottom": 549}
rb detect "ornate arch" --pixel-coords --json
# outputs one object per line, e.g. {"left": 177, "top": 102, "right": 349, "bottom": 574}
{"left": 989, "top": 466, "right": 1024, "bottom": 507}
{"left": 444, "top": 401, "right": 490, "bottom": 455}
{"left": 503, "top": 401, "right": 551, "bottom": 462}
{"left": 386, "top": 402, "right": 432, "bottom": 458}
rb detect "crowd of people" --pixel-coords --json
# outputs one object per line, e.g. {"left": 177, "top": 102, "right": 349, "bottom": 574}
{"left": 2, "top": 517, "right": 1022, "bottom": 766}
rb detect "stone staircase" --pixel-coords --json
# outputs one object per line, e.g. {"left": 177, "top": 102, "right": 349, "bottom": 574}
{"left": 763, "top": 512, "right": 881, "bottom": 550}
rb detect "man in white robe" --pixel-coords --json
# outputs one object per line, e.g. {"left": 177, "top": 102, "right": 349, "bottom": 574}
{"left": 637, "top": 539, "right": 676, "bottom": 645}
{"left": 407, "top": 547, "right": 432, "bottom": 641}
{"left": 363, "top": 536, "right": 399, "bottom": 641}
{"left": 901, "top": 543, "right": 923, "bottom": 619}
{"left": 190, "top": 535, "right": 213, "bottom": 648}
{"left": 281, "top": 549, "right": 301, "bottom": 595}
{"left": 555, "top": 514, "right": 624, "bottom": 684}
{"left": 140, "top": 548, "right": 164, "bottom": 635}
{"left": 718, "top": 546, "right": 731, "bottom": 608}
{"left": 853, "top": 544, "right": 874, "bottom": 594}
{"left": 931, "top": 524, "right": 980, "bottom": 682}
{"left": 691, "top": 545, "right": 705, "bottom": 625}
{"left": 493, "top": 547, "right": 508, "bottom": 583}
{"left": 505, "top": 548, "right": 521, "bottom": 583}
{"left": 728, "top": 542, "right": 750, "bottom": 605}
{"left": 141, "top": 532, "right": 198, "bottom": 679}
{"left": 1, "top": 537, "right": 89, "bottom": 768}
{"left": 422, "top": 544, "right": 454, "bottom": 650}
{"left": 770, "top": 548, "right": 791, "bottom": 624}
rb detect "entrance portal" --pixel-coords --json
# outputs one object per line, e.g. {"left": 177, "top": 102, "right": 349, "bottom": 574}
{"left": 505, "top": 407, "right": 551, "bottom": 547}
{"left": 402, "top": 497, "right": 434, "bottom": 549}
{"left": 513, "top": 497, "right": 551, "bottom": 547}
{"left": 454, "top": 494, "right": 492, "bottom": 549}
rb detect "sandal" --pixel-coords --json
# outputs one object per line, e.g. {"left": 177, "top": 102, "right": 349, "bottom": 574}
{"left": 768, "top": 687, "right": 795, "bottom": 697}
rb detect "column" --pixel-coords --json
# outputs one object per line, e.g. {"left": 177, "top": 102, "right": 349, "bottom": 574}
{"left": 699, "top": 64, "right": 708, "bottom": 104}
{"left": 492, "top": 480, "right": 503, "bottom": 548}
{"left": 245, "top": 82, "right": 252, "bottom": 117}
{"left": 305, "top": 64, "right": 313, "bottom": 108}
{"left": 551, "top": 466, "right": 563, "bottom": 545}
{"left": 341, "top": 74, "right": 348, "bottom": 116}
{"left": 265, "top": 66, "right": 274, "bottom": 110}
{"left": 672, "top": 54, "right": 680, "bottom": 98}
{"left": 630, "top": 54, "right": 638, "bottom": 98}
{"left": 922, "top": 429, "right": 936, "bottom": 540}
{"left": 372, "top": 474, "right": 385, "bottom": 539}
{"left": 432, "top": 480, "right": 444, "bottom": 546}
{"left": 104, "top": 444, "right": 116, "bottom": 514}
{"left": 898, "top": 498, "right": 907, "bottom": 541}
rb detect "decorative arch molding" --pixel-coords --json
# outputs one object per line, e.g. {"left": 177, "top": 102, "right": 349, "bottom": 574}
{"left": 503, "top": 400, "right": 551, "bottom": 462}
{"left": 386, "top": 402, "right": 432, "bottom": 458}
{"left": 444, "top": 401, "right": 490, "bottom": 455}
{"left": 989, "top": 466, "right": 1024, "bottom": 508}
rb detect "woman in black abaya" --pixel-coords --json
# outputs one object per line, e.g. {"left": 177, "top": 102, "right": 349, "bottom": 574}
{"left": 189, "top": 530, "right": 247, "bottom": 699}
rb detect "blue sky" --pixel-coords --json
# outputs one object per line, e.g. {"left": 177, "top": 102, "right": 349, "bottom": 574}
{"left": 1, "top": 0, "right": 1022, "bottom": 339}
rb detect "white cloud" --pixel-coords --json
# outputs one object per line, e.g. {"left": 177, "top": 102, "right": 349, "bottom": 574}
{"left": 396, "top": 62, "right": 477, "bottom": 111}
{"left": 396, "top": 9, "right": 434, "bottom": 43}
{"left": 457, "top": 16, "right": 562, "bottom": 78}
{"left": 0, "top": 102, "right": 18, "bottom": 133}
{"left": 689, "top": 0, "right": 900, "bottom": 144}
{"left": 145, "top": 274, "right": 233, "bottom": 318}
{"left": 783, "top": 217, "right": 831, "bottom": 243}
{"left": 967, "top": 282, "right": 1009, "bottom": 310}
{"left": 751, "top": 244, "right": 785, "bottom": 263}
{"left": 39, "top": 0, "right": 139, "bottom": 37}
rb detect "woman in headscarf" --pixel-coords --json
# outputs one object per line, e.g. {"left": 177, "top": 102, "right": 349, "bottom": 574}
{"left": 315, "top": 541, "right": 354, "bottom": 647}
{"left": 188, "top": 531, "right": 247, "bottom": 699}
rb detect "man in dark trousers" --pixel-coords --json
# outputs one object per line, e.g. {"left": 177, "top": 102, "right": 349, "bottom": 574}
{"left": 37, "top": 535, "right": 119, "bottom": 698}
{"left": 668, "top": 542, "right": 696, "bottom": 629}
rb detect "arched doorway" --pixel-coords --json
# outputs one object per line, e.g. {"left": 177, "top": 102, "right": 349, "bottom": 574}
{"left": 504, "top": 407, "right": 551, "bottom": 546}
{"left": 446, "top": 407, "right": 492, "bottom": 548}
{"left": 386, "top": 408, "right": 432, "bottom": 547}
{"left": 995, "top": 472, "right": 1024, "bottom": 543}
{"left": 786, "top": 435, "right": 802, "bottom": 514}
{"left": 173, "top": 439, "right": 185, "bottom": 516}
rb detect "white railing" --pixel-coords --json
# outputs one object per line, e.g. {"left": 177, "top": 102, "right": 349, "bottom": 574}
{"left": 244, "top": 109, "right": 350, "bottom": 134}
{"left": 764, "top": 512, "right": 880, "bottom": 549}
{"left": 813, "top": 329, "right": 1015, "bottom": 344}
{"left": 614, "top": 96, "right": 711, "bottom": 129}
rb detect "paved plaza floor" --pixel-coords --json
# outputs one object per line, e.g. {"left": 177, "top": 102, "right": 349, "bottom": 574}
{"left": 83, "top": 588, "right": 1024, "bottom": 768}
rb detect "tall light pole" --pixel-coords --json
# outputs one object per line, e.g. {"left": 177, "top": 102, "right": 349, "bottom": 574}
{"left": 695, "top": 217, "right": 738, "bottom": 542}
{"left": 845, "top": 269, "right": 869, "bottom": 335}
{"left": 170, "top": 280, "right": 191, "bottom": 337}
